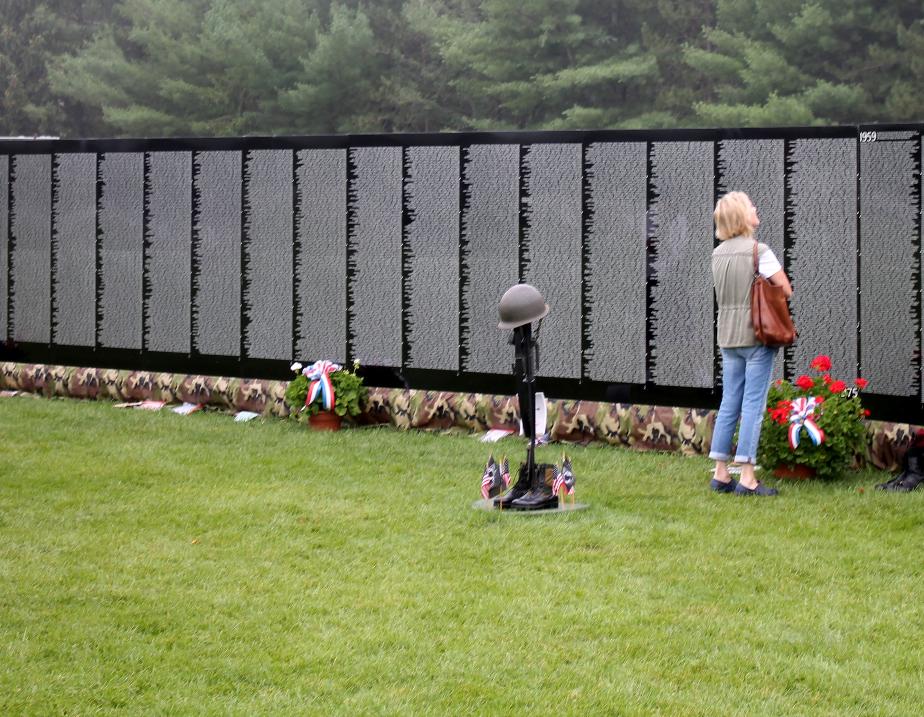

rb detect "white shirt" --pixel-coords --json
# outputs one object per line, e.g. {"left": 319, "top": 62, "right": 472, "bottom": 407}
{"left": 759, "top": 248, "right": 782, "bottom": 279}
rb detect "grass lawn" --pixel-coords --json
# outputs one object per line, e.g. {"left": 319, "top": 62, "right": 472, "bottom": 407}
{"left": 1, "top": 396, "right": 923, "bottom": 716}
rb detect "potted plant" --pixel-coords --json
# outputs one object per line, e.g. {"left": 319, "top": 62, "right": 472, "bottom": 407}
{"left": 285, "top": 359, "right": 367, "bottom": 431}
{"left": 759, "top": 354, "right": 869, "bottom": 480}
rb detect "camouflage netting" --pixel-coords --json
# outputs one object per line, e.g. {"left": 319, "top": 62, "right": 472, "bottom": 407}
{"left": 1, "top": 362, "right": 914, "bottom": 472}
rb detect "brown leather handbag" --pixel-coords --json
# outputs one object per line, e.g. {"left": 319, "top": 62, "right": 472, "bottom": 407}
{"left": 751, "top": 242, "right": 797, "bottom": 346}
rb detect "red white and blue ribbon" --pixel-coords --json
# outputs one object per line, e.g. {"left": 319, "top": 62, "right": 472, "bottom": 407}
{"left": 788, "top": 397, "right": 825, "bottom": 450}
{"left": 303, "top": 360, "right": 341, "bottom": 411}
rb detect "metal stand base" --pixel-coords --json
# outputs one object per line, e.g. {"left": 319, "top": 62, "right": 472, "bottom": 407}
{"left": 471, "top": 499, "right": 589, "bottom": 514}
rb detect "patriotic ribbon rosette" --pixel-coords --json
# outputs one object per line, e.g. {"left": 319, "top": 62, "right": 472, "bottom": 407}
{"left": 788, "top": 396, "right": 825, "bottom": 450}
{"left": 303, "top": 360, "right": 341, "bottom": 411}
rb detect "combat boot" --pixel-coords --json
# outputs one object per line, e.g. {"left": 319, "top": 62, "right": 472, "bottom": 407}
{"left": 878, "top": 444, "right": 924, "bottom": 491}
{"left": 493, "top": 462, "right": 531, "bottom": 509}
{"left": 510, "top": 463, "right": 559, "bottom": 511}
{"left": 893, "top": 472, "right": 924, "bottom": 492}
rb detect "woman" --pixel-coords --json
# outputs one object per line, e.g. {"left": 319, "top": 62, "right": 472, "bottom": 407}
{"left": 710, "top": 191, "right": 792, "bottom": 496}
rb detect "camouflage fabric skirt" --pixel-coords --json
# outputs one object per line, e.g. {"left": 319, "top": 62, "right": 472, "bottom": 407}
{"left": 1, "top": 362, "right": 911, "bottom": 471}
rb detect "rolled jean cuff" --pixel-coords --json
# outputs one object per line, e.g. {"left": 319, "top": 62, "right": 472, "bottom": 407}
{"left": 733, "top": 454, "right": 756, "bottom": 464}
{"left": 709, "top": 450, "right": 731, "bottom": 461}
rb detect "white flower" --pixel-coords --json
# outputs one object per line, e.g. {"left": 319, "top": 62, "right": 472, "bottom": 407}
{"left": 290, "top": 362, "right": 303, "bottom": 373}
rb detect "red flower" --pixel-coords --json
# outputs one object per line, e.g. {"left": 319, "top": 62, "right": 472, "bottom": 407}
{"left": 815, "top": 396, "right": 824, "bottom": 404}
{"left": 863, "top": 409, "right": 871, "bottom": 417}
{"left": 821, "top": 374, "right": 832, "bottom": 385}
{"left": 855, "top": 378, "right": 868, "bottom": 389}
{"left": 795, "top": 375, "right": 814, "bottom": 391}
{"left": 768, "top": 400, "right": 793, "bottom": 425}
{"left": 829, "top": 380, "right": 847, "bottom": 393}
{"left": 810, "top": 355, "right": 832, "bottom": 371}
{"left": 768, "top": 406, "right": 789, "bottom": 425}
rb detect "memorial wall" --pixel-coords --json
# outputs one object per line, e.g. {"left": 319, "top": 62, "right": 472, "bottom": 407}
{"left": 1, "top": 126, "right": 921, "bottom": 419}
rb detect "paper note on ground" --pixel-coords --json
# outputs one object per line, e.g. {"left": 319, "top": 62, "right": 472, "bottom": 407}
{"left": 137, "top": 400, "right": 166, "bottom": 411}
{"left": 173, "top": 402, "right": 203, "bottom": 415}
{"left": 481, "top": 428, "right": 515, "bottom": 443}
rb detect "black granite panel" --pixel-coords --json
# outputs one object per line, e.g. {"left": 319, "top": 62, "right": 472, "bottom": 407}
{"left": 348, "top": 147, "right": 402, "bottom": 367}
{"left": 650, "top": 142, "right": 714, "bottom": 388}
{"left": 859, "top": 135, "right": 918, "bottom": 395}
{"left": 11, "top": 154, "right": 51, "bottom": 344}
{"left": 295, "top": 149, "right": 346, "bottom": 363}
{"left": 193, "top": 151, "right": 241, "bottom": 357}
{"left": 521, "top": 143, "right": 582, "bottom": 378}
{"left": 53, "top": 153, "right": 97, "bottom": 347}
{"left": 461, "top": 144, "right": 520, "bottom": 374}
{"left": 147, "top": 152, "right": 192, "bottom": 353}
{"left": 406, "top": 146, "right": 460, "bottom": 370}
{"left": 585, "top": 142, "right": 647, "bottom": 383}
{"left": 243, "top": 150, "right": 292, "bottom": 360}
{"left": 99, "top": 153, "right": 144, "bottom": 349}
{"left": 0, "top": 156, "right": 7, "bottom": 341}
{"left": 787, "top": 139, "right": 857, "bottom": 376}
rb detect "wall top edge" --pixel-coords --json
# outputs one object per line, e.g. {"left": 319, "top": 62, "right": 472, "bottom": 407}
{"left": 1, "top": 123, "right": 921, "bottom": 155}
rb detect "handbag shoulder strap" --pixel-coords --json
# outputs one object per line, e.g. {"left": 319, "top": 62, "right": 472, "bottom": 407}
{"left": 752, "top": 240, "right": 760, "bottom": 278}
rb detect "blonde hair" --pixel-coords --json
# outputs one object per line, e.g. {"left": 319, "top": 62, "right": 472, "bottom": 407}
{"left": 714, "top": 191, "right": 754, "bottom": 241}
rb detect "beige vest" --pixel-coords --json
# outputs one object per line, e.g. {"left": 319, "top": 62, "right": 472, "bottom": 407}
{"left": 712, "top": 236, "right": 772, "bottom": 348}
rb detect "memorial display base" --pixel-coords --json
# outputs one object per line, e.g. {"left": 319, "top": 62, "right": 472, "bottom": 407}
{"left": 471, "top": 499, "right": 589, "bottom": 514}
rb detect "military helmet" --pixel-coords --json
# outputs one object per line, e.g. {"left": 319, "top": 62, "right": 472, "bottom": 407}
{"left": 497, "top": 283, "right": 550, "bottom": 329}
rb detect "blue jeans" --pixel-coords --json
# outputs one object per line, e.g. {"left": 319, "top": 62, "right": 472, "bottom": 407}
{"left": 709, "top": 345, "right": 779, "bottom": 464}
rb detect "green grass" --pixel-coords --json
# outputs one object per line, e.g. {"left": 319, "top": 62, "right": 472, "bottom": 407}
{"left": 1, "top": 396, "right": 923, "bottom": 716}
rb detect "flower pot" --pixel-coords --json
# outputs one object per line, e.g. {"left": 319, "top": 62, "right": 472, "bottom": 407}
{"left": 772, "top": 463, "right": 816, "bottom": 480}
{"left": 308, "top": 410, "right": 341, "bottom": 431}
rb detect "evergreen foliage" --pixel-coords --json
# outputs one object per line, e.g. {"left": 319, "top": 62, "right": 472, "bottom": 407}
{"left": 0, "top": 0, "right": 921, "bottom": 137}
{"left": 0, "top": 1, "right": 116, "bottom": 137}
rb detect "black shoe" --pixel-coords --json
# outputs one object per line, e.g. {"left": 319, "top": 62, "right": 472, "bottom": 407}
{"left": 710, "top": 476, "right": 738, "bottom": 493}
{"left": 876, "top": 474, "right": 905, "bottom": 491}
{"left": 510, "top": 463, "right": 559, "bottom": 511}
{"left": 893, "top": 472, "right": 924, "bottom": 492}
{"left": 494, "top": 462, "right": 531, "bottom": 509}
{"left": 734, "top": 481, "right": 778, "bottom": 497}
{"left": 510, "top": 490, "right": 559, "bottom": 510}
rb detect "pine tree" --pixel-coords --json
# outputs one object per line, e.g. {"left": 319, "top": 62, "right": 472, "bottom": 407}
{"left": 275, "top": 4, "right": 387, "bottom": 133}
{"left": 50, "top": 0, "right": 320, "bottom": 136}
{"left": 686, "top": 0, "right": 922, "bottom": 126}
{"left": 424, "top": 0, "right": 663, "bottom": 129}
{"left": 0, "top": 1, "right": 116, "bottom": 137}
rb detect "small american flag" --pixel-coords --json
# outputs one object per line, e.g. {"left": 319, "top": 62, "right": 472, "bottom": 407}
{"left": 553, "top": 455, "right": 575, "bottom": 496}
{"left": 481, "top": 455, "right": 506, "bottom": 499}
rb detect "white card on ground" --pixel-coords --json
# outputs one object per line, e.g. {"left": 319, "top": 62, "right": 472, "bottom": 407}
{"left": 172, "top": 402, "right": 203, "bottom": 415}
{"left": 137, "top": 400, "right": 166, "bottom": 411}
{"left": 480, "top": 428, "right": 515, "bottom": 443}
